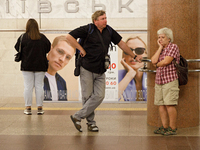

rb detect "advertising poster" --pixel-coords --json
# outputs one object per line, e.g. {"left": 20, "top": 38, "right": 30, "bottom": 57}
{"left": 0, "top": 0, "right": 148, "bottom": 103}
{"left": 42, "top": 33, "right": 147, "bottom": 102}
{"left": 118, "top": 34, "right": 147, "bottom": 102}
{"left": 104, "top": 45, "right": 118, "bottom": 101}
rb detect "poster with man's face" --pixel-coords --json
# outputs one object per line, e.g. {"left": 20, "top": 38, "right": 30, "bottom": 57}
{"left": 44, "top": 33, "right": 147, "bottom": 102}
{"left": 0, "top": 0, "right": 148, "bottom": 102}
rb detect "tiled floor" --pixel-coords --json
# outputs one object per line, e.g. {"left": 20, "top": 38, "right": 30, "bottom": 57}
{"left": 0, "top": 101, "right": 199, "bottom": 150}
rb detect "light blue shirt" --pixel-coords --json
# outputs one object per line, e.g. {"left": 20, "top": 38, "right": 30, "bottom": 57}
{"left": 118, "top": 70, "right": 147, "bottom": 101}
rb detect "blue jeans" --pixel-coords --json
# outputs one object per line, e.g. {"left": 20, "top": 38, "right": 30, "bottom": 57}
{"left": 22, "top": 71, "right": 45, "bottom": 107}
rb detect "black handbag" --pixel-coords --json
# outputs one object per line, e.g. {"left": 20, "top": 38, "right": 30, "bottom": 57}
{"left": 74, "top": 53, "right": 81, "bottom": 76}
{"left": 14, "top": 34, "right": 24, "bottom": 62}
{"left": 173, "top": 55, "right": 188, "bottom": 86}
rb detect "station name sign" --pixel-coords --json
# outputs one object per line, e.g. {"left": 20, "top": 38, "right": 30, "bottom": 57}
{"left": 1, "top": 0, "right": 147, "bottom": 18}
{"left": 6, "top": 0, "right": 133, "bottom": 13}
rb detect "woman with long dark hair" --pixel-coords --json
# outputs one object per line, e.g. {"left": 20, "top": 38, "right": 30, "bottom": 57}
{"left": 14, "top": 19, "right": 51, "bottom": 115}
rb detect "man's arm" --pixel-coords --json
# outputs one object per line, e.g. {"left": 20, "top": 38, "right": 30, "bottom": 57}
{"left": 66, "top": 34, "right": 86, "bottom": 57}
{"left": 117, "top": 40, "right": 142, "bottom": 62}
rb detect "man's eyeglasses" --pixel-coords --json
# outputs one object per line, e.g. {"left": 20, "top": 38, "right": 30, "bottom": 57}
{"left": 124, "top": 47, "right": 145, "bottom": 55}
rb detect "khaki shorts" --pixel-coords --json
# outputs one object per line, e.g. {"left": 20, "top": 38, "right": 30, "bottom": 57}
{"left": 154, "top": 79, "right": 179, "bottom": 105}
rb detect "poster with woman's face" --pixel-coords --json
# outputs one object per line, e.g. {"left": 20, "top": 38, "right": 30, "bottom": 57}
{"left": 43, "top": 33, "right": 147, "bottom": 102}
{"left": 118, "top": 34, "right": 147, "bottom": 102}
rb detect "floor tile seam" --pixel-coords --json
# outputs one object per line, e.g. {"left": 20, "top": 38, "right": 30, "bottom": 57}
{"left": 0, "top": 134, "right": 199, "bottom": 137}
{"left": 0, "top": 107, "right": 147, "bottom": 111}
{"left": 186, "top": 136, "right": 194, "bottom": 150}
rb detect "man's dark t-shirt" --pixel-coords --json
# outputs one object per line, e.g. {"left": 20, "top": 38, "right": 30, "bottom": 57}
{"left": 69, "top": 24, "right": 122, "bottom": 74}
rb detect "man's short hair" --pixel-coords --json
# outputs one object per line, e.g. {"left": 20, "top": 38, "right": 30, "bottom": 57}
{"left": 91, "top": 10, "right": 106, "bottom": 23}
{"left": 52, "top": 35, "right": 74, "bottom": 50}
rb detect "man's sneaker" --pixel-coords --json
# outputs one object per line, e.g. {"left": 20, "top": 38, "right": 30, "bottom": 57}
{"left": 70, "top": 115, "right": 82, "bottom": 132}
{"left": 24, "top": 108, "right": 32, "bottom": 115}
{"left": 87, "top": 123, "right": 99, "bottom": 132}
{"left": 37, "top": 107, "right": 44, "bottom": 115}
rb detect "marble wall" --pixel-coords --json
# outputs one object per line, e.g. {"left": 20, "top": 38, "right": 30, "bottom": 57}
{"left": 147, "top": 0, "right": 199, "bottom": 128}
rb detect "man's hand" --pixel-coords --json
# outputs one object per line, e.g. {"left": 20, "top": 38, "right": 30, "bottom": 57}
{"left": 135, "top": 55, "right": 142, "bottom": 63}
{"left": 80, "top": 50, "right": 86, "bottom": 57}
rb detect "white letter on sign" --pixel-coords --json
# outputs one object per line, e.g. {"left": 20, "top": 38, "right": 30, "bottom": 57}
{"left": 38, "top": 0, "right": 52, "bottom": 13}
{"left": 21, "top": 0, "right": 26, "bottom": 13}
{"left": 92, "top": 0, "right": 106, "bottom": 13}
{"left": 6, "top": 0, "right": 9, "bottom": 13}
{"left": 64, "top": 0, "right": 79, "bottom": 13}
{"left": 119, "top": 0, "right": 133, "bottom": 13}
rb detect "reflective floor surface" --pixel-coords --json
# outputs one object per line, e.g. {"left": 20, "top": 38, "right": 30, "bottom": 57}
{"left": 0, "top": 101, "right": 199, "bottom": 150}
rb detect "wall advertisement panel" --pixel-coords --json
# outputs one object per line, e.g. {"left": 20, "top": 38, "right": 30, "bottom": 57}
{"left": 0, "top": 0, "right": 147, "bottom": 103}
{"left": 43, "top": 32, "right": 147, "bottom": 102}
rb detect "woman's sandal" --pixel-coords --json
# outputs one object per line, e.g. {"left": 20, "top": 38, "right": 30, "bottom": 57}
{"left": 154, "top": 126, "right": 168, "bottom": 134}
{"left": 162, "top": 127, "right": 177, "bottom": 136}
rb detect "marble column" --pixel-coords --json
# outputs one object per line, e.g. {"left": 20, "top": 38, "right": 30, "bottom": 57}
{"left": 147, "top": 0, "right": 199, "bottom": 128}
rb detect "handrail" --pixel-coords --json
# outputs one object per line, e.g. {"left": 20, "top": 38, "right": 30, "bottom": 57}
{"left": 141, "top": 58, "right": 200, "bottom": 62}
{"left": 139, "top": 68, "right": 200, "bottom": 73}
{"left": 186, "top": 59, "right": 200, "bottom": 62}
{"left": 140, "top": 58, "right": 200, "bottom": 73}
{"left": 139, "top": 68, "right": 156, "bottom": 73}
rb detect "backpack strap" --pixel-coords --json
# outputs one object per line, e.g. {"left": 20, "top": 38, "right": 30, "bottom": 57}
{"left": 88, "top": 23, "right": 94, "bottom": 34}
{"left": 75, "top": 24, "right": 93, "bottom": 55}
{"left": 106, "top": 25, "right": 112, "bottom": 35}
{"left": 76, "top": 23, "right": 113, "bottom": 55}
{"left": 83, "top": 23, "right": 94, "bottom": 45}
{"left": 106, "top": 25, "right": 113, "bottom": 50}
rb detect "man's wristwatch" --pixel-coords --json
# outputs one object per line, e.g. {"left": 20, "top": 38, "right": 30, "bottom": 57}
{"left": 134, "top": 55, "right": 137, "bottom": 60}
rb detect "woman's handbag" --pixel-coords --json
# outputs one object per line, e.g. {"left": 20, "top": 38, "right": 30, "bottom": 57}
{"left": 14, "top": 34, "right": 24, "bottom": 62}
{"left": 173, "top": 55, "right": 188, "bottom": 86}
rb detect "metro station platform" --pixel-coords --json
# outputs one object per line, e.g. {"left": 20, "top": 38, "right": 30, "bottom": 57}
{"left": 0, "top": 100, "right": 199, "bottom": 150}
